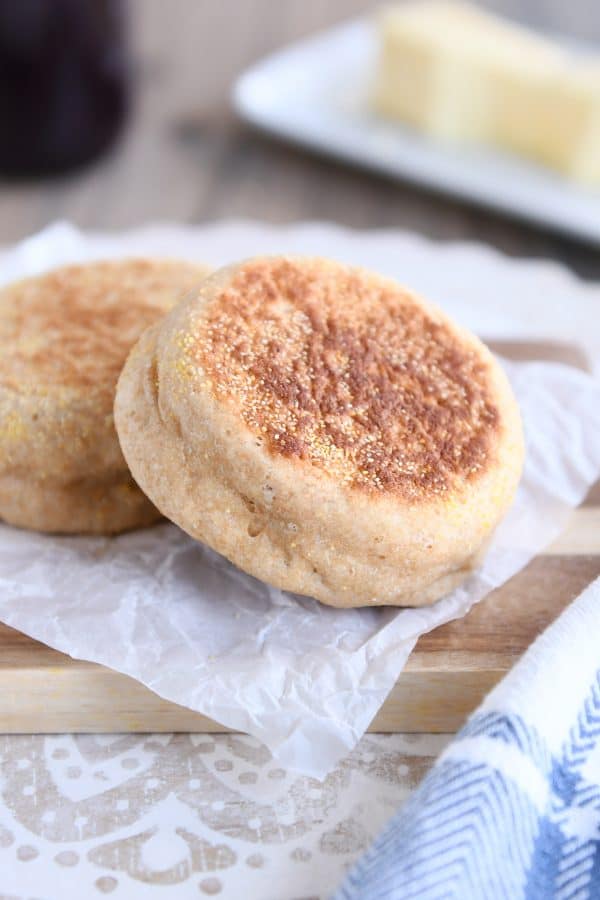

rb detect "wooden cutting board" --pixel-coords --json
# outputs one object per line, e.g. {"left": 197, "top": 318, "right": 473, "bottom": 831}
{"left": 0, "top": 340, "right": 597, "bottom": 735}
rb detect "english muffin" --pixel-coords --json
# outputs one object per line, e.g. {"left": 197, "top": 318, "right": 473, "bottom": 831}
{"left": 0, "top": 258, "right": 210, "bottom": 534}
{"left": 115, "top": 257, "right": 524, "bottom": 607}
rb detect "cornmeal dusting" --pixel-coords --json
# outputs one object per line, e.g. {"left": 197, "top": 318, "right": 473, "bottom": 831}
{"left": 184, "top": 258, "right": 500, "bottom": 499}
{"left": 0, "top": 260, "right": 205, "bottom": 394}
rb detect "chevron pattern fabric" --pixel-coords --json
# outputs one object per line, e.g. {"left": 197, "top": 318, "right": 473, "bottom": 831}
{"left": 333, "top": 577, "right": 600, "bottom": 900}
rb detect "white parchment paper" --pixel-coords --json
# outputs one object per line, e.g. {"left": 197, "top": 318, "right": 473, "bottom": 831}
{"left": 1, "top": 223, "right": 599, "bottom": 778}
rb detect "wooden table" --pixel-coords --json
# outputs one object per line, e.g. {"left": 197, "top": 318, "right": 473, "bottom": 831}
{"left": 1, "top": 0, "right": 598, "bottom": 281}
{"left": 0, "top": 0, "right": 599, "bottom": 736}
{"left": 0, "top": 7, "right": 598, "bottom": 898}
{"left": 0, "top": 0, "right": 600, "bottom": 731}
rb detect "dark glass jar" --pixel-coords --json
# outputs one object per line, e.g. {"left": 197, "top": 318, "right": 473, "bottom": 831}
{"left": 0, "top": 0, "right": 129, "bottom": 177}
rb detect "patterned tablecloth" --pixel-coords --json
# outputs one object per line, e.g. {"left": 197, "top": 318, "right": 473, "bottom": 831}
{"left": 0, "top": 732, "right": 448, "bottom": 899}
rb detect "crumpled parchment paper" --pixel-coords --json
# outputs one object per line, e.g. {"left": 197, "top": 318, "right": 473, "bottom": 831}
{"left": 1, "top": 223, "right": 599, "bottom": 778}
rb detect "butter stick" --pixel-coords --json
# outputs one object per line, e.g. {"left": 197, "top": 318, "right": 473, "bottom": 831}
{"left": 373, "top": 1, "right": 600, "bottom": 185}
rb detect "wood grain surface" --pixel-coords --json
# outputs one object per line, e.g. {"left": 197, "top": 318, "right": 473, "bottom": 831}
{"left": 0, "top": 0, "right": 598, "bottom": 280}
{"left": 0, "top": 1, "right": 598, "bottom": 736}
{"left": 0, "top": 339, "right": 596, "bottom": 735}
{"left": 0, "top": 531, "right": 597, "bottom": 734}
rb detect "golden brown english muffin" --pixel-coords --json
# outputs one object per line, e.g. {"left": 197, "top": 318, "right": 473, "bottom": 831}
{"left": 0, "top": 258, "right": 211, "bottom": 534}
{"left": 115, "top": 257, "right": 524, "bottom": 607}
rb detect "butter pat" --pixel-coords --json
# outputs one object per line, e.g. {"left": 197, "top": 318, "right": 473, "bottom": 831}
{"left": 373, "top": 1, "right": 600, "bottom": 184}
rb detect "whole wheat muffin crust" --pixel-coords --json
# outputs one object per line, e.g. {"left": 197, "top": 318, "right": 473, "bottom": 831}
{"left": 0, "top": 258, "right": 210, "bottom": 534}
{"left": 116, "top": 255, "right": 524, "bottom": 608}
{"left": 181, "top": 258, "right": 499, "bottom": 500}
{"left": 0, "top": 259, "right": 205, "bottom": 394}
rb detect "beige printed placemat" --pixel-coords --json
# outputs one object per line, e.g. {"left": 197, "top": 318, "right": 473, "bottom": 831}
{"left": 0, "top": 732, "right": 448, "bottom": 899}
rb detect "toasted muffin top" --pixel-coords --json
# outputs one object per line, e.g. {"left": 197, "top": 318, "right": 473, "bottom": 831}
{"left": 178, "top": 257, "right": 501, "bottom": 501}
{"left": 0, "top": 259, "right": 208, "bottom": 396}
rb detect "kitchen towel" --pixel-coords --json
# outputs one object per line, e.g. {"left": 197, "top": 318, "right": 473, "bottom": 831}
{"left": 334, "top": 575, "right": 600, "bottom": 899}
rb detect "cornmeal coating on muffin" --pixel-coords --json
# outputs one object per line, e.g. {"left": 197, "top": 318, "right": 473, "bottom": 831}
{"left": 116, "top": 257, "right": 524, "bottom": 607}
{"left": 0, "top": 258, "right": 210, "bottom": 534}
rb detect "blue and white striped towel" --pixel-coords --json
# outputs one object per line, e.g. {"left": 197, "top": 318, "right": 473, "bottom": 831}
{"left": 334, "top": 575, "right": 600, "bottom": 900}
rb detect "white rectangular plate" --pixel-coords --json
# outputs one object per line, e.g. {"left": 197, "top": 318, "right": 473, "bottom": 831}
{"left": 233, "top": 19, "right": 600, "bottom": 245}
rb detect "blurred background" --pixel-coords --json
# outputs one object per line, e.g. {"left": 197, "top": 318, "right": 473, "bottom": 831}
{"left": 0, "top": 0, "right": 598, "bottom": 277}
